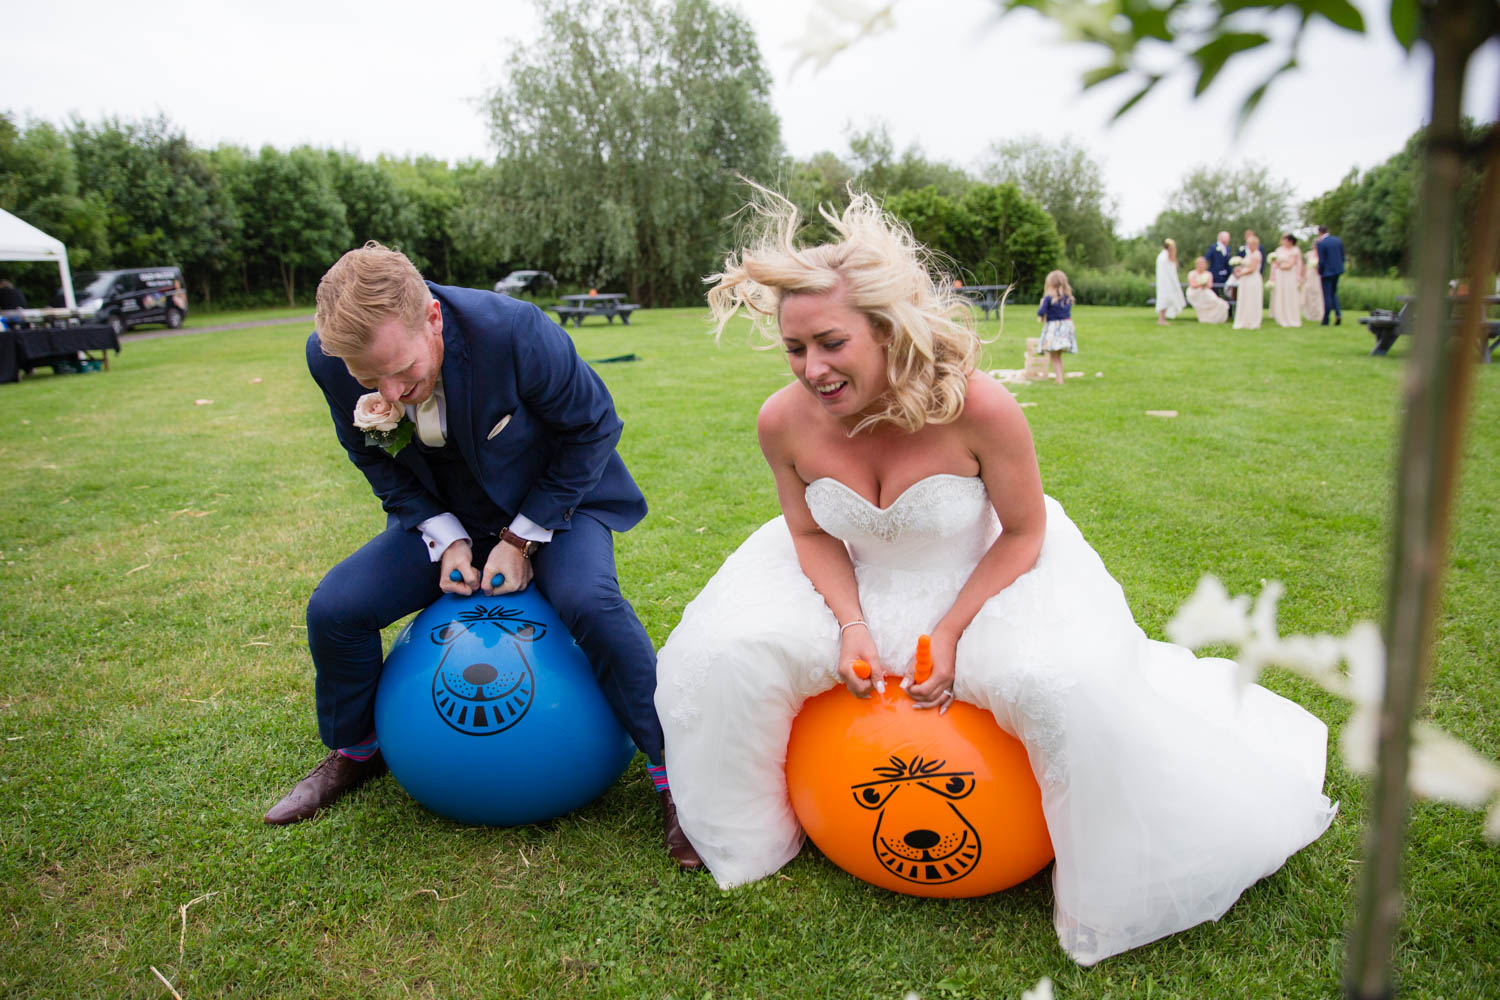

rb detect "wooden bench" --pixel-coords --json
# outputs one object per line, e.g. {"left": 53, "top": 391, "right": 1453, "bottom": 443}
{"left": 1360, "top": 302, "right": 1500, "bottom": 362}
{"left": 549, "top": 302, "right": 642, "bottom": 328}
{"left": 1360, "top": 304, "right": 1408, "bottom": 356}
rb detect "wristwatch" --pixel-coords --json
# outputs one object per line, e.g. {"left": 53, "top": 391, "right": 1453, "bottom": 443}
{"left": 500, "top": 528, "right": 543, "bottom": 559}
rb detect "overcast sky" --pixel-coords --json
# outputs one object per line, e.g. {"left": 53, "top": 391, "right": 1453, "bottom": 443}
{"left": 4, "top": 0, "right": 1496, "bottom": 235}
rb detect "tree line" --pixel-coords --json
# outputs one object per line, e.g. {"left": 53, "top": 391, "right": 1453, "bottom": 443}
{"left": 0, "top": 0, "right": 1484, "bottom": 314}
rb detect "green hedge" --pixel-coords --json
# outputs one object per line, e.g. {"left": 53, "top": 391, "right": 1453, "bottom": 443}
{"left": 1064, "top": 267, "right": 1412, "bottom": 312}
{"left": 1067, "top": 267, "right": 1156, "bottom": 307}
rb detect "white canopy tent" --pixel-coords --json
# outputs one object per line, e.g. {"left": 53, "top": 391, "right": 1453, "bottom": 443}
{"left": 0, "top": 207, "right": 76, "bottom": 309}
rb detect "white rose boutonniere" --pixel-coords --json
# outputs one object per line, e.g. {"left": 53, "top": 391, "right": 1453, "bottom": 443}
{"left": 353, "top": 392, "right": 414, "bottom": 456}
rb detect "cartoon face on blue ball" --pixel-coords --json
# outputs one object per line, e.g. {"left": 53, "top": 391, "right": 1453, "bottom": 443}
{"left": 428, "top": 604, "right": 547, "bottom": 736}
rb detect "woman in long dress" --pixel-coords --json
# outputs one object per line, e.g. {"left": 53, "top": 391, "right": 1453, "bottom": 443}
{"left": 1269, "top": 234, "right": 1303, "bottom": 327}
{"left": 1155, "top": 239, "right": 1187, "bottom": 325}
{"left": 1302, "top": 247, "right": 1326, "bottom": 323}
{"left": 1232, "top": 234, "right": 1264, "bottom": 329}
{"left": 1186, "top": 255, "right": 1229, "bottom": 323}
{"left": 656, "top": 191, "right": 1335, "bottom": 967}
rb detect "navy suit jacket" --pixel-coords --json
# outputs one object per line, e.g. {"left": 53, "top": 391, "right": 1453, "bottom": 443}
{"left": 1205, "top": 244, "right": 1231, "bottom": 285}
{"left": 307, "top": 282, "right": 647, "bottom": 536}
{"left": 1317, "top": 235, "right": 1345, "bottom": 276}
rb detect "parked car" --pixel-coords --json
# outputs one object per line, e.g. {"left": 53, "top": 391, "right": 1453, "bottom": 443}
{"left": 70, "top": 267, "right": 189, "bottom": 335}
{"left": 493, "top": 270, "right": 556, "bottom": 297}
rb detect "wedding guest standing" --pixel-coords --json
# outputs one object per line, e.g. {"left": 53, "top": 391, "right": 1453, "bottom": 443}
{"left": 1205, "top": 232, "right": 1232, "bottom": 288}
{"left": 1186, "top": 257, "right": 1229, "bottom": 324}
{"left": 1301, "top": 244, "right": 1325, "bottom": 323}
{"left": 1233, "top": 234, "right": 1264, "bottom": 330}
{"left": 1154, "top": 239, "right": 1186, "bottom": 325}
{"left": 1315, "top": 226, "right": 1345, "bottom": 325}
{"left": 1269, "top": 234, "right": 1303, "bottom": 328}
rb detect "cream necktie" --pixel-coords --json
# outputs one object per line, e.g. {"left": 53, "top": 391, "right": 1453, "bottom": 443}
{"left": 415, "top": 378, "right": 445, "bottom": 448}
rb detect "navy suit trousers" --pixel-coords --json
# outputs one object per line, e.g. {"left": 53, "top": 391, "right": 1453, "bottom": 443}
{"left": 1320, "top": 275, "right": 1342, "bottom": 321}
{"left": 307, "top": 513, "right": 663, "bottom": 763}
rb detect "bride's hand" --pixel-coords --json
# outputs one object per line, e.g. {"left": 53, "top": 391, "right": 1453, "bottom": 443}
{"left": 907, "top": 629, "right": 958, "bottom": 713}
{"left": 837, "top": 623, "right": 885, "bottom": 698}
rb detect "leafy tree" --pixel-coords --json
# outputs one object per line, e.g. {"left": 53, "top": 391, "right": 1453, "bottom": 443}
{"left": 326, "top": 151, "right": 426, "bottom": 268}
{"left": 238, "top": 146, "right": 351, "bottom": 306}
{"left": 1145, "top": 162, "right": 1297, "bottom": 265}
{"left": 884, "top": 182, "right": 1062, "bottom": 295}
{"left": 0, "top": 112, "right": 111, "bottom": 299}
{"left": 69, "top": 116, "right": 234, "bottom": 296}
{"left": 1304, "top": 119, "right": 1492, "bottom": 275}
{"left": 475, "top": 0, "right": 782, "bottom": 305}
{"left": 846, "top": 123, "right": 971, "bottom": 200}
{"left": 781, "top": 150, "right": 858, "bottom": 245}
{"left": 979, "top": 135, "right": 1118, "bottom": 268}
{"left": 382, "top": 155, "right": 480, "bottom": 287}
{"left": 957, "top": 182, "right": 1064, "bottom": 294}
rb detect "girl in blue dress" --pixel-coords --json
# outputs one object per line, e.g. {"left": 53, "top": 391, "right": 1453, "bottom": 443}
{"left": 1036, "top": 270, "right": 1076, "bottom": 385}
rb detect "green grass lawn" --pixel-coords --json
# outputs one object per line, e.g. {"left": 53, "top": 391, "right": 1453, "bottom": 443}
{"left": 1, "top": 306, "right": 1495, "bottom": 999}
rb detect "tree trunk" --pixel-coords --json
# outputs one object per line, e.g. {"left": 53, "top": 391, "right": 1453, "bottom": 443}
{"left": 280, "top": 260, "right": 296, "bottom": 308}
{"left": 1344, "top": 3, "right": 1498, "bottom": 996}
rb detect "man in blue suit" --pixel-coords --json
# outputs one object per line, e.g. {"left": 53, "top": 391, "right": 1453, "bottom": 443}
{"left": 264, "top": 243, "right": 700, "bottom": 869}
{"left": 1316, "top": 226, "right": 1345, "bottom": 325}
{"left": 1205, "top": 231, "right": 1232, "bottom": 288}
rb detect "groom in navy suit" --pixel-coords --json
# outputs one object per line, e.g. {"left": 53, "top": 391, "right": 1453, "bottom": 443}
{"left": 1316, "top": 225, "right": 1345, "bottom": 325}
{"left": 1205, "top": 231, "right": 1232, "bottom": 288}
{"left": 265, "top": 242, "right": 700, "bottom": 868}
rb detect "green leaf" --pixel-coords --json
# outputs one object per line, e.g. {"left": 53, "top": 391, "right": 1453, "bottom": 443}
{"left": 1113, "top": 76, "right": 1160, "bottom": 120}
{"left": 1234, "top": 58, "right": 1295, "bottom": 134}
{"left": 1389, "top": 0, "right": 1420, "bottom": 49}
{"left": 1082, "top": 62, "right": 1128, "bottom": 89}
{"left": 1192, "top": 32, "right": 1271, "bottom": 97}
{"left": 1306, "top": 0, "right": 1365, "bottom": 33}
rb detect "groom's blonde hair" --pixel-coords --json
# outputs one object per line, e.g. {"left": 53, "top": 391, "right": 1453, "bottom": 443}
{"left": 707, "top": 184, "right": 979, "bottom": 434}
{"left": 315, "top": 241, "right": 431, "bottom": 357}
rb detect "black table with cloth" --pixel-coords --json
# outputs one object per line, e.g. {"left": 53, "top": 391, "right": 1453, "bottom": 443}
{"left": 0, "top": 323, "right": 120, "bottom": 383}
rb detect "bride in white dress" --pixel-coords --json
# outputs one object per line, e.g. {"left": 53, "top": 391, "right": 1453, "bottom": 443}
{"left": 655, "top": 191, "right": 1336, "bottom": 966}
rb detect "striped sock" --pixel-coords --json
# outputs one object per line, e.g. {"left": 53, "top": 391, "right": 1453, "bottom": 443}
{"left": 646, "top": 762, "right": 670, "bottom": 792}
{"left": 337, "top": 732, "right": 380, "bottom": 762}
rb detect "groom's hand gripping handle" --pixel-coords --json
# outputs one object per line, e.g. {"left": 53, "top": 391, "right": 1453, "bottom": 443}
{"left": 439, "top": 539, "right": 479, "bottom": 595}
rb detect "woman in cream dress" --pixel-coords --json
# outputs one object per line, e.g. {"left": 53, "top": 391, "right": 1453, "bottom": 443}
{"left": 1268, "top": 234, "right": 1303, "bottom": 327}
{"left": 1301, "top": 247, "right": 1325, "bottom": 323}
{"left": 1154, "top": 239, "right": 1187, "bottom": 324}
{"left": 1186, "top": 256, "right": 1229, "bottom": 323}
{"left": 1233, "top": 234, "right": 1264, "bottom": 329}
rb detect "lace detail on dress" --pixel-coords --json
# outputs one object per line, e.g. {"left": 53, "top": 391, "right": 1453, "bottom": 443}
{"left": 805, "top": 474, "right": 995, "bottom": 572}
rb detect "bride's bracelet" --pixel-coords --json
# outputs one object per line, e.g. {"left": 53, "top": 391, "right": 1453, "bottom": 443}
{"left": 839, "top": 619, "right": 868, "bottom": 636}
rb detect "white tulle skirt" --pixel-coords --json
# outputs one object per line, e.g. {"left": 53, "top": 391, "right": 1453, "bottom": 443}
{"left": 656, "top": 496, "right": 1336, "bottom": 965}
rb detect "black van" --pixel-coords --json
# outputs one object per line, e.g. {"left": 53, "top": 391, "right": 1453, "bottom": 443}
{"left": 73, "top": 267, "right": 189, "bottom": 335}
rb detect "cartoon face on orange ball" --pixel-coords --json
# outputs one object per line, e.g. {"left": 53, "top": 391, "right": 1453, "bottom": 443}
{"left": 786, "top": 685, "right": 1053, "bottom": 898}
{"left": 853, "top": 754, "right": 981, "bottom": 885}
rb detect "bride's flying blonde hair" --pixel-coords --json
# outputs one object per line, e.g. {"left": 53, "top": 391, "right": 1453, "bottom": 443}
{"left": 707, "top": 185, "right": 980, "bottom": 434}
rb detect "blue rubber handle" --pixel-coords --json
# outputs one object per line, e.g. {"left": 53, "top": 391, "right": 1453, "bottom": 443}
{"left": 449, "top": 570, "right": 462, "bottom": 582}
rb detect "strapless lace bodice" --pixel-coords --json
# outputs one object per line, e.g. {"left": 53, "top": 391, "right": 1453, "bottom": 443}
{"left": 805, "top": 474, "right": 997, "bottom": 571}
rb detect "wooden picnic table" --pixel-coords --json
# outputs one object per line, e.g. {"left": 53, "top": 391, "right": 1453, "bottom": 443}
{"left": 954, "top": 284, "right": 1011, "bottom": 320}
{"left": 549, "top": 293, "right": 642, "bottom": 328}
{"left": 1361, "top": 294, "right": 1500, "bottom": 360}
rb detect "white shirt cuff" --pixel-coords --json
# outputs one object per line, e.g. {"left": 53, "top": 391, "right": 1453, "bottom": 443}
{"left": 418, "top": 513, "right": 471, "bottom": 563}
{"left": 508, "top": 513, "right": 554, "bottom": 544}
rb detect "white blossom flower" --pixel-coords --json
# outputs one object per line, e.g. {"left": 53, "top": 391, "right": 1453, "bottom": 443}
{"left": 1409, "top": 723, "right": 1500, "bottom": 808}
{"left": 1022, "top": 977, "right": 1055, "bottom": 1000}
{"left": 1165, "top": 575, "right": 1252, "bottom": 648}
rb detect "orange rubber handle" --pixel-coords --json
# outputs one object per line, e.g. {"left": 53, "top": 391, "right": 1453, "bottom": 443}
{"left": 851, "top": 658, "right": 871, "bottom": 679}
{"left": 914, "top": 635, "right": 932, "bottom": 683}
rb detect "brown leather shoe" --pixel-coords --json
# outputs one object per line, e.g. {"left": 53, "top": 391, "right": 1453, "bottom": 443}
{"left": 658, "top": 789, "right": 703, "bottom": 870}
{"left": 263, "top": 750, "right": 388, "bottom": 825}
